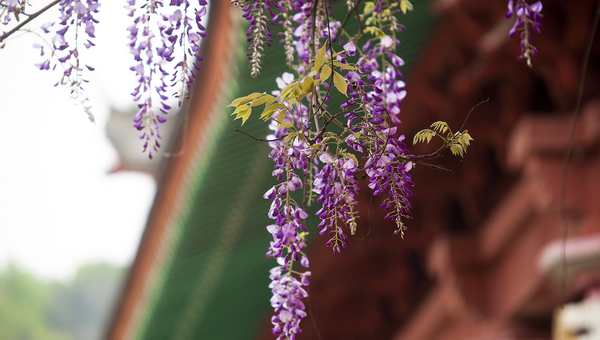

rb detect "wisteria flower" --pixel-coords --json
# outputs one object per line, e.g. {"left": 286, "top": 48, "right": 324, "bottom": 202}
{"left": 506, "top": 0, "right": 543, "bottom": 67}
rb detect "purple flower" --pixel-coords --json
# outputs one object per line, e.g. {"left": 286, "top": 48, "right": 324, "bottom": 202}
{"left": 343, "top": 41, "right": 356, "bottom": 56}
{"left": 269, "top": 265, "right": 310, "bottom": 339}
{"left": 73, "top": 2, "right": 87, "bottom": 14}
{"left": 506, "top": 0, "right": 543, "bottom": 67}
{"left": 125, "top": 0, "right": 209, "bottom": 158}
{"left": 33, "top": 0, "right": 101, "bottom": 122}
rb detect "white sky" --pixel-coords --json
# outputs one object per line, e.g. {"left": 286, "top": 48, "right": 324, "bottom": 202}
{"left": 0, "top": 2, "right": 159, "bottom": 281}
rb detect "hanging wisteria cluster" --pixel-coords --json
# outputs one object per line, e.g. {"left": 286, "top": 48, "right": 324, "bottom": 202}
{"left": 0, "top": 0, "right": 209, "bottom": 158}
{"left": 506, "top": 0, "right": 543, "bottom": 67}
{"left": 126, "top": 0, "right": 208, "bottom": 158}
{"left": 0, "top": 0, "right": 543, "bottom": 338}
{"left": 227, "top": 1, "right": 476, "bottom": 338}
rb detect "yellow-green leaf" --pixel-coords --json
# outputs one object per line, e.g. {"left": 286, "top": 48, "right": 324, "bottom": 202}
{"left": 344, "top": 152, "right": 359, "bottom": 167}
{"left": 430, "top": 121, "right": 450, "bottom": 134}
{"left": 333, "top": 71, "right": 348, "bottom": 97}
{"left": 260, "top": 109, "right": 275, "bottom": 121}
{"left": 284, "top": 131, "right": 299, "bottom": 142}
{"left": 400, "top": 0, "right": 413, "bottom": 14}
{"left": 450, "top": 144, "right": 464, "bottom": 157}
{"left": 250, "top": 94, "right": 275, "bottom": 107}
{"left": 282, "top": 96, "right": 298, "bottom": 104}
{"left": 426, "top": 131, "right": 434, "bottom": 143}
{"left": 278, "top": 122, "right": 295, "bottom": 130}
{"left": 276, "top": 112, "right": 286, "bottom": 124}
{"left": 364, "top": 1, "right": 375, "bottom": 15}
{"left": 228, "top": 96, "right": 246, "bottom": 107}
{"left": 463, "top": 132, "right": 473, "bottom": 143}
{"left": 413, "top": 129, "right": 436, "bottom": 144}
{"left": 260, "top": 102, "right": 285, "bottom": 120}
{"left": 265, "top": 102, "right": 285, "bottom": 111}
{"left": 365, "top": 26, "right": 386, "bottom": 38}
{"left": 313, "top": 42, "right": 328, "bottom": 72}
{"left": 330, "top": 51, "right": 345, "bottom": 58}
{"left": 293, "top": 83, "right": 302, "bottom": 96}
{"left": 320, "top": 65, "right": 332, "bottom": 82}
{"left": 280, "top": 82, "right": 295, "bottom": 99}
{"left": 237, "top": 92, "right": 263, "bottom": 106}
{"left": 232, "top": 104, "right": 249, "bottom": 115}
{"left": 412, "top": 131, "right": 421, "bottom": 144}
{"left": 332, "top": 62, "right": 356, "bottom": 70}
{"left": 233, "top": 106, "right": 252, "bottom": 125}
{"left": 302, "top": 76, "right": 314, "bottom": 93}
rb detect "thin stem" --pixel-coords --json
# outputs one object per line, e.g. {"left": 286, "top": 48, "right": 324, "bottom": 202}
{"left": 559, "top": 0, "right": 600, "bottom": 305}
{"left": 331, "top": 0, "right": 363, "bottom": 43}
{"left": 234, "top": 128, "right": 286, "bottom": 142}
{"left": 0, "top": 0, "right": 61, "bottom": 42}
{"left": 310, "top": 0, "right": 321, "bottom": 132}
{"left": 459, "top": 98, "right": 489, "bottom": 132}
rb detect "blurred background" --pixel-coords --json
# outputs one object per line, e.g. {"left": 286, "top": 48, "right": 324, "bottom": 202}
{"left": 0, "top": 1, "right": 158, "bottom": 339}
{"left": 2, "top": 0, "right": 600, "bottom": 340}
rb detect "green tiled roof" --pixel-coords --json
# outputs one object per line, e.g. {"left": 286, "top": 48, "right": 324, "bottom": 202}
{"left": 134, "top": 2, "right": 437, "bottom": 339}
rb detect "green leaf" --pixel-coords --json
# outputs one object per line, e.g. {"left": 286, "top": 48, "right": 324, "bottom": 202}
{"left": 333, "top": 71, "right": 348, "bottom": 97}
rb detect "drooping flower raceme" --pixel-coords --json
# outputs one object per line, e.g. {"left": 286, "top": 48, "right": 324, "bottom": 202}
{"left": 1, "top": 0, "right": 24, "bottom": 25}
{"left": 246, "top": 3, "right": 421, "bottom": 334}
{"left": 126, "top": 0, "right": 208, "bottom": 158}
{"left": 33, "top": 0, "right": 101, "bottom": 122}
{"left": 2, "top": 0, "right": 488, "bottom": 338}
{"left": 313, "top": 155, "right": 361, "bottom": 253}
{"left": 262, "top": 72, "right": 314, "bottom": 339}
{"left": 268, "top": 261, "right": 310, "bottom": 339}
{"left": 241, "top": 0, "right": 278, "bottom": 77}
{"left": 506, "top": 0, "right": 543, "bottom": 67}
{"left": 2, "top": 0, "right": 208, "bottom": 151}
